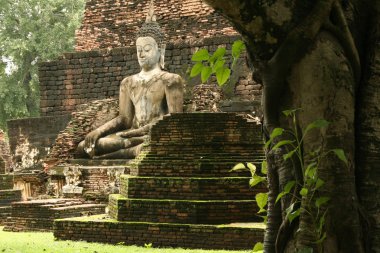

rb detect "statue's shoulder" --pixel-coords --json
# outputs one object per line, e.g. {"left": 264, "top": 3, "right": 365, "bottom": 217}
{"left": 161, "top": 71, "right": 184, "bottom": 87}
{"left": 120, "top": 75, "right": 138, "bottom": 90}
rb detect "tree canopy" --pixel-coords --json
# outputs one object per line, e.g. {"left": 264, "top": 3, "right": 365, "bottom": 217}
{"left": 0, "top": 0, "right": 85, "bottom": 130}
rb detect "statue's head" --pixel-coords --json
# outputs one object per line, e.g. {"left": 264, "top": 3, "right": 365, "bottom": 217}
{"left": 136, "top": 0, "right": 165, "bottom": 70}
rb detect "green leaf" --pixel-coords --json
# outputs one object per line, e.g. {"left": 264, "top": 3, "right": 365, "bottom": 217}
{"left": 318, "top": 212, "right": 327, "bottom": 234}
{"left": 247, "top": 162, "right": 256, "bottom": 174}
{"left": 272, "top": 140, "right": 295, "bottom": 150}
{"left": 216, "top": 67, "right": 231, "bottom": 86}
{"left": 261, "top": 160, "right": 268, "bottom": 175}
{"left": 252, "top": 242, "right": 264, "bottom": 252}
{"left": 300, "top": 188, "right": 309, "bottom": 196}
{"left": 201, "top": 66, "right": 212, "bottom": 83}
{"left": 315, "top": 197, "right": 330, "bottom": 208}
{"left": 232, "top": 40, "right": 245, "bottom": 58}
{"left": 270, "top": 128, "right": 284, "bottom": 139}
{"left": 304, "top": 119, "right": 330, "bottom": 134}
{"left": 282, "top": 108, "right": 302, "bottom": 117}
{"left": 306, "top": 167, "right": 317, "bottom": 179}
{"left": 190, "top": 62, "right": 203, "bottom": 77}
{"left": 283, "top": 150, "right": 296, "bottom": 161}
{"left": 212, "top": 59, "right": 225, "bottom": 72}
{"left": 256, "top": 193, "right": 268, "bottom": 212}
{"left": 284, "top": 180, "right": 296, "bottom": 193}
{"left": 210, "top": 47, "right": 226, "bottom": 63}
{"left": 230, "top": 163, "right": 246, "bottom": 172}
{"left": 288, "top": 208, "right": 301, "bottom": 223}
{"left": 286, "top": 203, "right": 300, "bottom": 223}
{"left": 265, "top": 128, "right": 284, "bottom": 148}
{"left": 250, "top": 175, "right": 266, "bottom": 187}
{"left": 275, "top": 192, "right": 287, "bottom": 203}
{"left": 191, "top": 49, "right": 210, "bottom": 61}
{"left": 275, "top": 180, "right": 295, "bottom": 203}
{"left": 332, "top": 149, "right": 348, "bottom": 165}
{"left": 315, "top": 178, "right": 325, "bottom": 189}
{"left": 305, "top": 162, "right": 317, "bottom": 178}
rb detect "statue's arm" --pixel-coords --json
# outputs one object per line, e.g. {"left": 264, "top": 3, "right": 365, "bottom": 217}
{"left": 84, "top": 79, "right": 133, "bottom": 150}
{"left": 165, "top": 75, "right": 184, "bottom": 113}
{"left": 119, "top": 78, "right": 134, "bottom": 129}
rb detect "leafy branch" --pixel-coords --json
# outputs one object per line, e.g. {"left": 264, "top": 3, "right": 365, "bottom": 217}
{"left": 189, "top": 40, "right": 245, "bottom": 86}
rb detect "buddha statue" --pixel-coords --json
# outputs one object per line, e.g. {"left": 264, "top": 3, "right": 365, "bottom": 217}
{"left": 77, "top": 0, "right": 184, "bottom": 159}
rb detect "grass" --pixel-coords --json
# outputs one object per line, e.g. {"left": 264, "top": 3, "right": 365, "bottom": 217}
{"left": 0, "top": 227, "right": 252, "bottom": 253}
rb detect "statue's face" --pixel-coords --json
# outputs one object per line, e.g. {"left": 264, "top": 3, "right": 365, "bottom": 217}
{"left": 136, "top": 37, "right": 160, "bottom": 71}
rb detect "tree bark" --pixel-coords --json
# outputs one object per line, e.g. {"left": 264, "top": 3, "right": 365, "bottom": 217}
{"left": 204, "top": 0, "right": 379, "bottom": 252}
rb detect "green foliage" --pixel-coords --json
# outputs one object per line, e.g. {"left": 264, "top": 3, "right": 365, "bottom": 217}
{"left": 246, "top": 109, "right": 349, "bottom": 251}
{"left": 190, "top": 40, "right": 245, "bottom": 86}
{"left": 269, "top": 110, "right": 349, "bottom": 249}
{"left": 256, "top": 193, "right": 268, "bottom": 213}
{"left": 144, "top": 243, "right": 153, "bottom": 248}
{"left": 252, "top": 242, "right": 264, "bottom": 253}
{"left": 0, "top": 0, "right": 85, "bottom": 130}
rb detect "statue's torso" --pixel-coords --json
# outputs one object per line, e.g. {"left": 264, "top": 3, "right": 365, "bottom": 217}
{"left": 121, "top": 71, "right": 181, "bottom": 128}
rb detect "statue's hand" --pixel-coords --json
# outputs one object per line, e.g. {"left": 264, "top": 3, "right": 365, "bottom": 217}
{"left": 84, "top": 130, "right": 101, "bottom": 157}
{"left": 116, "top": 126, "right": 149, "bottom": 138}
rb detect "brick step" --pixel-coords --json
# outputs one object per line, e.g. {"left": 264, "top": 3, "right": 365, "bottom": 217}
{"left": 0, "top": 174, "right": 13, "bottom": 190}
{"left": 109, "top": 194, "right": 260, "bottom": 224}
{"left": 67, "top": 159, "right": 132, "bottom": 166}
{"left": 145, "top": 151, "right": 264, "bottom": 159}
{"left": 139, "top": 155, "right": 265, "bottom": 163}
{"left": 12, "top": 198, "right": 84, "bottom": 207}
{"left": 146, "top": 146, "right": 264, "bottom": 154}
{"left": 0, "top": 190, "right": 21, "bottom": 206}
{"left": 130, "top": 163, "right": 253, "bottom": 177}
{"left": 54, "top": 214, "right": 265, "bottom": 250}
{"left": 5, "top": 199, "right": 106, "bottom": 232}
{"left": 120, "top": 175, "right": 266, "bottom": 200}
{"left": 4, "top": 217, "right": 55, "bottom": 232}
{"left": 0, "top": 206, "right": 12, "bottom": 225}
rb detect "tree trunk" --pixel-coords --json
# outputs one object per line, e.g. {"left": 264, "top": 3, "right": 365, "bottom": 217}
{"left": 356, "top": 4, "right": 380, "bottom": 252}
{"left": 204, "top": 0, "right": 379, "bottom": 252}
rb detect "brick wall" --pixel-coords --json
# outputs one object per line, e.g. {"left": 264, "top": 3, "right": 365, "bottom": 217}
{"left": 39, "top": 35, "right": 261, "bottom": 117}
{"left": 7, "top": 115, "right": 71, "bottom": 170}
{"left": 75, "top": 0, "right": 237, "bottom": 51}
{"left": 0, "top": 175, "right": 13, "bottom": 190}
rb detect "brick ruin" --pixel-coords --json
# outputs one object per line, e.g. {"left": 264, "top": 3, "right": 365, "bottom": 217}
{"left": 0, "top": 130, "right": 12, "bottom": 173}
{"left": 2, "top": 1, "right": 267, "bottom": 249}
{"left": 0, "top": 130, "right": 22, "bottom": 225}
{"left": 75, "top": 0, "right": 238, "bottom": 51}
{"left": 39, "top": 36, "right": 260, "bottom": 117}
{"left": 38, "top": 0, "right": 262, "bottom": 118}
{"left": 54, "top": 113, "right": 266, "bottom": 249}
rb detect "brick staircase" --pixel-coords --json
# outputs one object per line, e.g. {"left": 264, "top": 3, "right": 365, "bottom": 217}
{"left": 3, "top": 198, "right": 106, "bottom": 232}
{"left": 54, "top": 113, "right": 267, "bottom": 250}
{"left": 0, "top": 161, "right": 22, "bottom": 225}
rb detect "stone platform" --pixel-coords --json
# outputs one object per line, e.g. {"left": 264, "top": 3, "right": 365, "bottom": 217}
{"left": 4, "top": 198, "right": 106, "bottom": 232}
{"left": 55, "top": 214, "right": 265, "bottom": 250}
{"left": 54, "top": 113, "right": 266, "bottom": 250}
